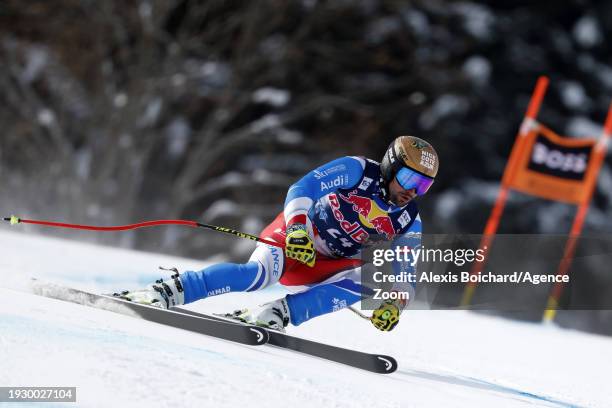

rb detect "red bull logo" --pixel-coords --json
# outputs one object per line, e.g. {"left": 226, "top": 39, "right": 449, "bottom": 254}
{"left": 328, "top": 194, "right": 368, "bottom": 243}
{"left": 337, "top": 191, "right": 396, "bottom": 240}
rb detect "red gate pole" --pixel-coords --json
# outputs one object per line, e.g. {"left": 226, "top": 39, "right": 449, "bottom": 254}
{"left": 542, "top": 101, "right": 612, "bottom": 322}
{"left": 461, "top": 76, "right": 549, "bottom": 307}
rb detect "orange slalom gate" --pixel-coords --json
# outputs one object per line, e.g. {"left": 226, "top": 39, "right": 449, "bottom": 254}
{"left": 460, "top": 76, "right": 612, "bottom": 324}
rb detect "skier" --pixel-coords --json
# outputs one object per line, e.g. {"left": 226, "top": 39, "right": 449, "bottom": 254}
{"left": 117, "top": 136, "right": 438, "bottom": 332}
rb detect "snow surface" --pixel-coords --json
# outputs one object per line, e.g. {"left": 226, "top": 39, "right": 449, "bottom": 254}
{"left": 1, "top": 228, "right": 610, "bottom": 407}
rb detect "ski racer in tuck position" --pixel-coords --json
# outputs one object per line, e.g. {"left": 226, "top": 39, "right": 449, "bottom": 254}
{"left": 117, "top": 136, "right": 439, "bottom": 332}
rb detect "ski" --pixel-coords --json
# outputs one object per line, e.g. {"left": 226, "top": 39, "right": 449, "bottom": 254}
{"left": 30, "top": 281, "right": 269, "bottom": 346}
{"left": 173, "top": 306, "right": 398, "bottom": 374}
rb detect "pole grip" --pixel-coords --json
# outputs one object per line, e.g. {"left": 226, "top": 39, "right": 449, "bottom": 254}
{"left": 3, "top": 216, "right": 21, "bottom": 225}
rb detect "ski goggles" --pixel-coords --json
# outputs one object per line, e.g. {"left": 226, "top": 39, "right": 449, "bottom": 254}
{"left": 395, "top": 167, "right": 434, "bottom": 196}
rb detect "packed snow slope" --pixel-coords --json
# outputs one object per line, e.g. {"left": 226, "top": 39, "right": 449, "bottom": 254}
{"left": 0, "top": 229, "right": 609, "bottom": 408}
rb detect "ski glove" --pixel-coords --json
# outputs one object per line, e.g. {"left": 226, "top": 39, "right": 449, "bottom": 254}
{"left": 285, "top": 223, "right": 316, "bottom": 267}
{"left": 371, "top": 297, "right": 406, "bottom": 332}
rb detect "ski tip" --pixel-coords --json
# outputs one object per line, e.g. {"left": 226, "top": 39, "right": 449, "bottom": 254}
{"left": 376, "top": 355, "right": 398, "bottom": 374}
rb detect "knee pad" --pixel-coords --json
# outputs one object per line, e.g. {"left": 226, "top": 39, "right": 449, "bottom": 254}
{"left": 247, "top": 243, "right": 284, "bottom": 290}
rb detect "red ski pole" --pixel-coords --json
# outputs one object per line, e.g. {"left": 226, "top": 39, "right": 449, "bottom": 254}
{"left": 3, "top": 215, "right": 284, "bottom": 249}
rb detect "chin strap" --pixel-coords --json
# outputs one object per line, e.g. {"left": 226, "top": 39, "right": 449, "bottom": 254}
{"left": 378, "top": 175, "right": 393, "bottom": 205}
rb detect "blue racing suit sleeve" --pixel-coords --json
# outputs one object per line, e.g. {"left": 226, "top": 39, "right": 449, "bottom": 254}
{"left": 283, "top": 156, "right": 365, "bottom": 225}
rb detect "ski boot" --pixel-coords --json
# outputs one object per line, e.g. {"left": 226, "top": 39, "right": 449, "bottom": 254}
{"left": 113, "top": 267, "right": 184, "bottom": 309}
{"left": 222, "top": 298, "right": 291, "bottom": 332}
